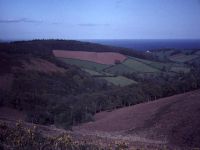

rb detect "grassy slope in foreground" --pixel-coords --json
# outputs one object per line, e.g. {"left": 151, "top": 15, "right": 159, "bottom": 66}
{"left": 74, "top": 90, "right": 200, "bottom": 148}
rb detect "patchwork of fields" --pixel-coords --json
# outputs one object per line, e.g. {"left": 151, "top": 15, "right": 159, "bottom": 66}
{"left": 195, "top": 50, "right": 200, "bottom": 55}
{"left": 57, "top": 57, "right": 109, "bottom": 72}
{"left": 54, "top": 50, "right": 192, "bottom": 87}
{"left": 169, "top": 53, "right": 199, "bottom": 63}
{"left": 153, "top": 49, "right": 200, "bottom": 63}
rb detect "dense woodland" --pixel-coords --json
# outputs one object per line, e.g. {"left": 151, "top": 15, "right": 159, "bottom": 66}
{"left": 0, "top": 40, "right": 200, "bottom": 129}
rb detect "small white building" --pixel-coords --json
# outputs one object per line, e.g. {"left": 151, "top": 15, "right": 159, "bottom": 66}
{"left": 146, "top": 50, "right": 151, "bottom": 53}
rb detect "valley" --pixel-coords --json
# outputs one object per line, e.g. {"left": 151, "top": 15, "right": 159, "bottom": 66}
{"left": 0, "top": 40, "right": 200, "bottom": 149}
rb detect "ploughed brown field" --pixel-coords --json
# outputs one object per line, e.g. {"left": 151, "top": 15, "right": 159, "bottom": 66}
{"left": 53, "top": 50, "right": 127, "bottom": 65}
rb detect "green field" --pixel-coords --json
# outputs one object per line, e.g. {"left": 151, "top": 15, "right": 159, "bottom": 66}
{"left": 169, "top": 53, "right": 198, "bottom": 63}
{"left": 57, "top": 57, "right": 138, "bottom": 86}
{"left": 195, "top": 51, "right": 200, "bottom": 55}
{"left": 104, "top": 64, "right": 135, "bottom": 75}
{"left": 82, "top": 68, "right": 114, "bottom": 76}
{"left": 122, "top": 58, "right": 160, "bottom": 73}
{"left": 105, "top": 56, "right": 190, "bottom": 76}
{"left": 57, "top": 57, "right": 110, "bottom": 71}
{"left": 153, "top": 50, "right": 175, "bottom": 60}
{"left": 104, "top": 58, "right": 160, "bottom": 75}
{"left": 170, "top": 66, "right": 190, "bottom": 73}
{"left": 99, "top": 76, "right": 137, "bottom": 86}
{"left": 129, "top": 56, "right": 173, "bottom": 70}
{"left": 82, "top": 68, "right": 103, "bottom": 76}
{"left": 56, "top": 52, "right": 192, "bottom": 87}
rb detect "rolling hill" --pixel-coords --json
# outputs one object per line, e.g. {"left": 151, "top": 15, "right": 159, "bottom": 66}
{"left": 53, "top": 49, "right": 191, "bottom": 86}
{"left": 1, "top": 90, "right": 200, "bottom": 149}
{"left": 74, "top": 90, "right": 200, "bottom": 148}
{"left": 53, "top": 50, "right": 138, "bottom": 86}
{"left": 153, "top": 49, "right": 200, "bottom": 63}
{"left": 0, "top": 40, "right": 200, "bottom": 149}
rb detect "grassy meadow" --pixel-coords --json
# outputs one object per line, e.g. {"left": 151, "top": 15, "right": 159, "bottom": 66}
{"left": 54, "top": 50, "right": 196, "bottom": 87}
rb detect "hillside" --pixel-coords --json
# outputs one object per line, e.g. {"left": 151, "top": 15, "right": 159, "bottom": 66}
{"left": 0, "top": 40, "right": 200, "bottom": 127}
{"left": 0, "top": 40, "right": 200, "bottom": 149}
{"left": 53, "top": 49, "right": 191, "bottom": 86}
{"left": 74, "top": 90, "right": 200, "bottom": 148}
{"left": 0, "top": 50, "right": 111, "bottom": 128}
{"left": 1, "top": 90, "right": 200, "bottom": 149}
{"left": 0, "top": 40, "right": 153, "bottom": 60}
{"left": 153, "top": 49, "right": 200, "bottom": 64}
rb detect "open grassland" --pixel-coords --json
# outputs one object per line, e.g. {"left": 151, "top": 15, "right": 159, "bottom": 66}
{"left": 57, "top": 54, "right": 190, "bottom": 79}
{"left": 164, "top": 50, "right": 176, "bottom": 56}
{"left": 169, "top": 53, "right": 199, "bottom": 63}
{"left": 53, "top": 50, "right": 127, "bottom": 65}
{"left": 170, "top": 66, "right": 190, "bottom": 73}
{"left": 104, "top": 64, "right": 135, "bottom": 75}
{"left": 75, "top": 90, "right": 200, "bottom": 149}
{"left": 57, "top": 57, "right": 137, "bottom": 86}
{"left": 82, "top": 68, "right": 103, "bottom": 76}
{"left": 153, "top": 50, "right": 175, "bottom": 60}
{"left": 55, "top": 50, "right": 192, "bottom": 87}
{"left": 129, "top": 56, "right": 173, "bottom": 70}
{"left": 195, "top": 50, "right": 200, "bottom": 55}
{"left": 106, "top": 57, "right": 189, "bottom": 76}
{"left": 105, "top": 58, "right": 161, "bottom": 75}
{"left": 57, "top": 57, "right": 109, "bottom": 71}
{"left": 82, "top": 68, "right": 114, "bottom": 77}
{"left": 99, "top": 76, "right": 137, "bottom": 86}
{"left": 122, "top": 58, "right": 160, "bottom": 73}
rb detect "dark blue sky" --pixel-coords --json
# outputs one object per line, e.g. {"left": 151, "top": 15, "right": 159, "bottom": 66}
{"left": 0, "top": 0, "right": 200, "bottom": 40}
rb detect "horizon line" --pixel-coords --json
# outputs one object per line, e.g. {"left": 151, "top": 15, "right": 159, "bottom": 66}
{"left": 1, "top": 38, "right": 200, "bottom": 42}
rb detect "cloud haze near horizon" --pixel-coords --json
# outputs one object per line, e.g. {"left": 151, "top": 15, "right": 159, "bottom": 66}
{"left": 0, "top": 0, "right": 200, "bottom": 40}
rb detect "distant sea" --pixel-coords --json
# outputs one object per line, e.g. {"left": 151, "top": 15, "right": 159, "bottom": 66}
{"left": 82, "top": 39, "right": 200, "bottom": 51}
